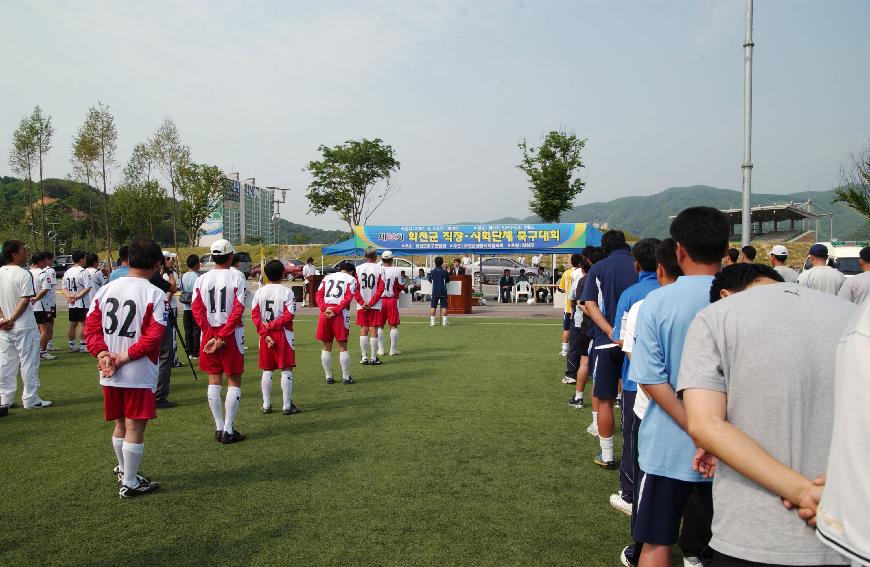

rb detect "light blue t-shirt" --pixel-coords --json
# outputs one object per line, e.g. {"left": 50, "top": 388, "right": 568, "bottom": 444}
{"left": 632, "top": 275, "right": 714, "bottom": 483}
{"left": 108, "top": 265, "right": 130, "bottom": 282}
{"left": 611, "top": 271, "right": 659, "bottom": 392}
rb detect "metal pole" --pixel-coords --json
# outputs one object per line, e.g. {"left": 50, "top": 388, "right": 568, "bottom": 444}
{"left": 741, "top": 0, "right": 754, "bottom": 247}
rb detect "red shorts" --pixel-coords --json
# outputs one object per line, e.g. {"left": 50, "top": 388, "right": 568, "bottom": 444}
{"left": 198, "top": 330, "right": 245, "bottom": 376}
{"left": 378, "top": 298, "right": 400, "bottom": 327}
{"left": 316, "top": 310, "right": 350, "bottom": 343}
{"left": 258, "top": 332, "right": 296, "bottom": 370}
{"left": 355, "top": 308, "right": 381, "bottom": 328}
{"left": 103, "top": 386, "right": 156, "bottom": 421}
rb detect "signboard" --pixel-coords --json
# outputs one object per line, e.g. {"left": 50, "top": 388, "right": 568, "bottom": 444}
{"left": 351, "top": 224, "right": 597, "bottom": 252}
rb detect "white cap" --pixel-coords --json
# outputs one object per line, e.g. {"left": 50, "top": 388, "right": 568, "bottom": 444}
{"left": 210, "top": 239, "right": 234, "bottom": 255}
{"left": 381, "top": 250, "right": 394, "bottom": 260}
{"left": 770, "top": 245, "right": 788, "bottom": 256}
{"left": 163, "top": 251, "right": 177, "bottom": 258}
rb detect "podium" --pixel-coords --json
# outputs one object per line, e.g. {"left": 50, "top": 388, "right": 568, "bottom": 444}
{"left": 308, "top": 275, "right": 325, "bottom": 307}
{"left": 447, "top": 275, "right": 472, "bottom": 314}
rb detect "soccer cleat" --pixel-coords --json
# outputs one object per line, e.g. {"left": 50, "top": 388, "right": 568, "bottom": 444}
{"left": 173, "top": 360, "right": 184, "bottom": 368}
{"left": 119, "top": 478, "right": 159, "bottom": 499}
{"left": 377, "top": 349, "right": 384, "bottom": 357}
{"left": 261, "top": 406, "right": 272, "bottom": 414}
{"left": 609, "top": 492, "right": 633, "bottom": 516}
{"left": 282, "top": 404, "right": 301, "bottom": 415}
{"left": 620, "top": 545, "right": 639, "bottom": 567}
{"left": 78, "top": 346, "right": 88, "bottom": 353}
{"left": 683, "top": 557, "right": 703, "bottom": 567}
{"left": 360, "top": 357, "right": 369, "bottom": 365}
{"left": 594, "top": 453, "right": 617, "bottom": 470}
{"left": 326, "top": 377, "right": 336, "bottom": 384}
{"left": 616, "top": 396, "right": 623, "bottom": 412}
{"left": 113, "top": 466, "right": 151, "bottom": 486}
{"left": 586, "top": 422, "right": 599, "bottom": 436}
{"left": 388, "top": 350, "right": 401, "bottom": 356}
{"left": 561, "top": 376, "right": 576, "bottom": 384}
{"left": 47, "top": 341, "right": 57, "bottom": 351}
{"left": 214, "top": 430, "right": 223, "bottom": 442}
{"left": 40, "top": 352, "right": 57, "bottom": 361}
{"left": 69, "top": 346, "right": 78, "bottom": 353}
{"left": 369, "top": 358, "right": 382, "bottom": 366}
{"left": 568, "top": 396, "right": 584, "bottom": 409}
{"left": 442, "top": 320, "right": 448, "bottom": 327}
{"left": 23, "top": 399, "right": 52, "bottom": 409}
{"left": 156, "top": 400, "right": 177, "bottom": 409}
{"left": 220, "top": 430, "right": 246, "bottom": 444}
{"left": 343, "top": 376, "right": 356, "bottom": 385}
{"left": 429, "top": 321, "right": 436, "bottom": 327}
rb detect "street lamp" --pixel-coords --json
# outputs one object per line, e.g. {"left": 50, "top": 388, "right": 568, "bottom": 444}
{"left": 265, "top": 186, "right": 290, "bottom": 245}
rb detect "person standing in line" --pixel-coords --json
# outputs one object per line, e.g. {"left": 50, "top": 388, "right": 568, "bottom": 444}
{"left": 315, "top": 262, "right": 358, "bottom": 385}
{"left": 376, "top": 251, "right": 405, "bottom": 356}
{"left": 740, "top": 245, "right": 757, "bottom": 264}
{"left": 84, "top": 253, "right": 106, "bottom": 300}
{"left": 837, "top": 246, "right": 870, "bottom": 304}
{"left": 724, "top": 248, "right": 740, "bottom": 266}
{"left": 302, "top": 257, "right": 317, "bottom": 307}
{"left": 428, "top": 257, "right": 449, "bottom": 327}
{"left": 680, "top": 263, "right": 852, "bottom": 566}
{"left": 769, "top": 245, "right": 799, "bottom": 283}
{"left": 153, "top": 254, "right": 177, "bottom": 409}
{"left": 562, "top": 252, "right": 586, "bottom": 385}
{"left": 557, "top": 259, "right": 577, "bottom": 356}
{"left": 84, "top": 236, "right": 167, "bottom": 498}
{"left": 42, "top": 252, "right": 58, "bottom": 352}
{"left": 109, "top": 246, "right": 130, "bottom": 282}
{"left": 354, "top": 247, "right": 386, "bottom": 365}
{"left": 798, "top": 244, "right": 846, "bottom": 295}
{"left": 0, "top": 240, "right": 52, "bottom": 410}
{"left": 30, "top": 252, "right": 56, "bottom": 361}
{"left": 180, "top": 254, "right": 201, "bottom": 359}
{"left": 631, "top": 207, "right": 731, "bottom": 567}
{"left": 566, "top": 249, "right": 603, "bottom": 415}
{"left": 62, "top": 251, "right": 90, "bottom": 353}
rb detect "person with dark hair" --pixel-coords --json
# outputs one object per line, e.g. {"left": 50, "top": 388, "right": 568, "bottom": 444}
{"left": 740, "top": 245, "right": 757, "bottom": 264}
{"left": 62, "top": 251, "right": 91, "bottom": 353}
{"left": 558, "top": 252, "right": 585, "bottom": 356}
{"left": 680, "top": 262, "right": 855, "bottom": 565}
{"left": 567, "top": 247, "right": 601, "bottom": 408}
{"left": 449, "top": 258, "right": 466, "bottom": 275}
{"left": 498, "top": 269, "right": 514, "bottom": 303}
{"left": 0, "top": 240, "right": 52, "bottom": 409}
{"left": 109, "top": 245, "right": 131, "bottom": 282}
{"left": 428, "top": 256, "right": 449, "bottom": 326}
{"left": 563, "top": 252, "right": 587, "bottom": 385}
{"left": 355, "top": 247, "right": 386, "bottom": 365}
{"left": 84, "top": 236, "right": 166, "bottom": 498}
{"left": 192, "top": 239, "right": 247, "bottom": 444}
{"left": 709, "top": 264, "right": 784, "bottom": 303}
{"left": 316, "top": 261, "right": 358, "bottom": 384}
{"left": 376, "top": 251, "right": 405, "bottom": 356}
{"left": 181, "top": 254, "right": 201, "bottom": 358}
{"left": 251, "top": 259, "right": 300, "bottom": 415}
{"left": 607, "top": 238, "right": 661, "bottom": 516}
{"left": 769, "top": 245, "right": 798, "bottom": 283}
{"left": 837, "top": 246, "right": 870, "bottom": 304}
{"left": 799, "top": 244, "right": 845, "bottom": 295}
{"left": 30, "top": 252, "right": 57, "bottom": 361}
{"left": 533, "top": 266, "right": 549, "bottom": 303}
{"left": 630, "top": 207, "right": 729, "bottom": 567}
{"left": 302, "top": 256, "right": 318, "bottom": 307}
{"left": 84, "top": 253, "right": 106, "bottom": 309}
{"left": 149, "top": 253, "right": 178, "bottom": 409}
{"left": 580, "top": 230, "right": 638, "bottom": 469}
{"left": 724, "top": 248, "right": 740, "bottom": 266}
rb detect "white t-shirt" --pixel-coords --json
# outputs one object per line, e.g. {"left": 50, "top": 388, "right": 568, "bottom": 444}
{"left": 621, "top": 299, "right": 649, "bottom": 419}
{"left": 380, "top": 266, "right": 403, "bottom": 299}
{"left": 88, "top": 277, "right": 168, "bottom": 391}
{"left": 63, "top": 265, "right": 88, "bottom": 309}
{"left": 84, "top": 267, "right": 106, "bottom": 308}
{"left": 30, "top": 266, "right": 53, "bottom": 312}
{"left": 355, "top": 262, "right": 385, "bottom": 310}
{"left": 798, "top": 265, "right": 846, "bottom": 295}
{"left": 0, "top": 265, "right": 36, "bottom": 331}
{"left": 303, "top": 263, "right": 317, "bottom": 278}
{"left": 163, "top": 270, "right": 178, "bottom": 309}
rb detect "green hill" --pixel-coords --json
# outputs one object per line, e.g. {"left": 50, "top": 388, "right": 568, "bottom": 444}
{"left": 274, "top": 219, "right": 348, "bottom": 245}
{"left": 494, "top": 185, "right": 869, "bottom": 240}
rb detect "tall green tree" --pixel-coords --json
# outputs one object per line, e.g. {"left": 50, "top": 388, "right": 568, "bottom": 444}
{"left": 85, "top": 103, "right": 118, "bottom": 260}
{"left": 835, "top": 146, "right": 870, "bottom": 220}
{"left": 517, "top": 130, "right": 586, "bottom": 222}
{"left": 118, "top": 143, "right": 167, "bottom": 238}
{"left": 29, "top": 106, "right": 53, "bottom": 248}
{"left": 71, "top": 117, "right": 101, "bottom": 248}
{"left": 8, "top": 116, "right": 37, "bottom": 247}
{"left": 150, "top": 118, "right": 190, "bottom": 257}
{"left": 178, "top": 163, "right": 225, "bottom": 246}
{"left": 305, "top": 138, "right": 400, "bottom": 232}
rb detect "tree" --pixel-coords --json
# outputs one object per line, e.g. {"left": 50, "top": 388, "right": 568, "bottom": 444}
{"left": 8, "top": 116, "right": 37, "bottom": 247}
{"left": 834, "top": 145, "right": 870, "bottom": 219}
{"left": 150, "top": 118, "right": 190, "bottom": 257}
{"left": 178, "top": 163, "right": 225, "bottom": 246}
{"left": 517, "top": 130, "right": 587, "bottom": 222}
{"left": 305, "top": 138, "right": 400, "bottom": 231}
{"left": 86, "top": 103, "right": 118, "bottom": 260}
{"left": 118, "top": 144, "right": 167, "bottom": 238}
{"left": 29, "top": 106, "right": 53, "bottom": 248}
{"left": 71, "top": 117, "right": 101, "bottom": 248}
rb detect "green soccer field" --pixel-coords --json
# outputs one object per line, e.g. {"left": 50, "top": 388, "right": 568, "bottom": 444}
{"left": 0, "top": 313, "right": 649, "bottom": 567}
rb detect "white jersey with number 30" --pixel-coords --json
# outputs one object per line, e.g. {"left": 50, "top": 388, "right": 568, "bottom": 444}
{"left": 355, "top": 262, "right": 385, "bottom": 310}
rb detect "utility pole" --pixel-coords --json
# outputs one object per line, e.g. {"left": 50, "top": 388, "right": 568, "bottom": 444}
{"left": 266, "top": 186, "right": 289, "bottom": 247}
{"left": 741, "top": 0, "right": 754, "bottom": 246}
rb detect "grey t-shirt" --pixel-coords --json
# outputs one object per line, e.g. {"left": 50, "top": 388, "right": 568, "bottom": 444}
{"left": 837, "top": 271, "right": 870, "bottom": 305}
{"left": 677, "top": 283, "right": 855, "bottom": 565}
{"left": 798, "top": 265, "right": 846, "bottom": 295}
{"left": 773, "top": 264, "right": 799, "bottom": 283}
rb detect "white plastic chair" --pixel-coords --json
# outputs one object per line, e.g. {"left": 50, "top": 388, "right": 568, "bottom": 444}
{"left": 514, "top": 280, "right": 532, "bottom": 303}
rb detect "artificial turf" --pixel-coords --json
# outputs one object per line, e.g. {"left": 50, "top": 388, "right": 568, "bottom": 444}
{"left": 0, "top": 312, "right": 654, "bottom": 567}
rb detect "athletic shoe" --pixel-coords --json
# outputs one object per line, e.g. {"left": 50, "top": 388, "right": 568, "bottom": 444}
{"left": 559, "top": 350, "right": 568, "bottom": 357}
{"left": 112, "top": 466, "right": 150, "bottom": 486}
{"left": 173, "top": 360, "right": 184, "bottom": 368}
{"left": 156, "top": 399, "right": 177, "bottom": 409}
{"left": 377, "top": 349, "right": 384, "bottom": 357}
{"left": 683, "top": 557, "right": 703, "bottom": 567}
{"left": 119, "top": 478, "right": 159, "bottom": 499}
{"left": 616, "top": 396, "right": 623, "bottom": 411}
{"left": 189, "top": 355, "right": 198, "bottom": 360}
{"left": 69, "top": 346, "right": 78, "bottom": 353}
{"left": 242, "top": 345, "right": 248, "bottom": 352}
{"left": 609, "top": 492, "right": 633, "bottom": 516}
{"left": 261, "top": 406, "right": 272, "bottom": 414}
{"left": 47, "top": 341, "right": 57, "bottom": 351}
{"left": 78, "top": 346, "right": 88, "bottom": 353}
{"left": 343, "top": 376, "right": 356, "bottom": 385}
{"left": 561, "top": 376, "right": 576, "bottom": 384}
{"left": 369, "top": 358, "right": 382, "bottom": 366}
{"left": 442, "top": 320, "right": 448, "bottom": 327}
{"left": 326, "top": 377, "right": 336, "bottom": 385}
{"left": 568, "top": 396, "right": 584, "bottom": 409}
{"left": 221, "top": 430, "right": 246, "bottom": 444}
{"left": 594, "top": 453, "right": 617, "bottom": 470}
{"left": 360, "top": 357, "right": 369, "bottom": 365}
{"left": 620, "top": 545, "right": 638, "bottom": 567}
{"left": 40, "top": 352, "right": 57, "bottom": 361}
{"left": 389, "top": 350, "right": 401, "bottom": 356}
{"left": 282, "top": 404, "right": 301, "bottom": 415}
{"left": 586, "top": 422, "right": 599, "bottom": 436}
{"left": 429, "top": 321, "right": 436, "bottom": 327}
{"left": 23, "top": 399, "right": 52, "bottom": 409}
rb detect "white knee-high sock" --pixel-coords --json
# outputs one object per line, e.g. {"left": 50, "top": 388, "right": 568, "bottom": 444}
{"left": 207, "top": 384, "right": 224, "bottom": 431}
{"left": 121, "top": 442, "right": 144, "bottom": 487}
{"left": 339, "top": 351, "right": 351, "bottom": 379}
{"left": 600, "top": 435, "right": 614, "bottom": 462}
{"left": 112, "top": 436, "right": 125, "bottom": 470}
{"left": 370, "top": 337, "right": 379, "bottom": 359}
{"left": 321, "top": 350, "right": 332, "bottom": 379}
{"left": 390, "top": 327, "right": 398, "bottom": 351}
{"left": 261, "top": 371, "right": 273, "bottom": 408}
{"left": 281, "top": 370, "right": 293, "bottom": 409}
{"left": 359, "top": 336, "right": 369, "bottom": 358}
{"left": 430, "top": 316, "right": 435, "bottom": 325}
{"left": 377, "top": 327, "right": 384, "bottom": 345}
{"left": 442, "top": 315, "right": 448, "bottom": 325}
{"left": 224, "top": 386, "right": 241, "bottom": 434}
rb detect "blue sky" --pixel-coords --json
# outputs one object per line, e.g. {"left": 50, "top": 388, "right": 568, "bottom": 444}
{"left": 1, "top": 0, "right": 868, "bottom": 229}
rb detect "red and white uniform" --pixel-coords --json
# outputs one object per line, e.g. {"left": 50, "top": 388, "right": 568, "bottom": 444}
{"left": 378, "top": 266, "right": 405, "bottom": 327}
{"left": 251, "top": 284, "right": 296, "bottom": 370}
{"left": 315, "top": 272, "right": 357, "bottom": 342}
{"left": 84, "top": 277, "right": 168, "bottom": 421}
{"left": 191, "top": 268, "right": 246, "bottom": 375}
{"left": 354, "top": 262, "right": 385, "bottom": 327}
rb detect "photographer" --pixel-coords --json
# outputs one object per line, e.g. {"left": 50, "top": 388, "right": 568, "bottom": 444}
{"left": 151, "top": 253, "right": 178, "bottom": 409}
